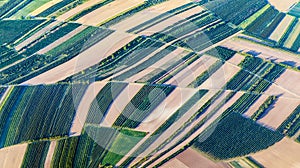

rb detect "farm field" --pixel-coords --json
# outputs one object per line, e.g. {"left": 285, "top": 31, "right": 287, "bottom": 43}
{"left": 0, "top": 0, "right": 300, "bottom": 167}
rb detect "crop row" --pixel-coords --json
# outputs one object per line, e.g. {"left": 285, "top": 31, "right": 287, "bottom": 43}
{"left": 120, "top": 90, "right": 208, "bottom": 166}
{"left": 251, "top": 95, "right": 277, "bottom": 121}
{"left": 278, "top": 18, "right": 298, "bottom": 46}
{"left": 51, "top": 125, "right": 146, "bottom": 167}
{"left": 173, "top": 22, "right": 239, "bottom": 52}
{"left": 0, "top": 84, "right": 88, "bottom": 147}
{"left": 22, "top": 23, "right": 81, "bottom": 56}
{"left": 188, "top": 60, "right": 224, "bottom": 88}
{"left": 0, "top": 0, "right": 24, "bottom": 18}
{"left": 113, "top": 84, "right": 175, "bottom": 128}
{"left": 291, "top": 34, "right": 300, "bottom": 52}
{"left": 85, "top": 82, "right": 127, "bottom": 124}
{"left": 192, "top": 113, "right": 283, "bottom": 159}
{"left": 0, "top": 26, "right": 113, "bottom": 85}
{"left": 69, "top": 0, "right": 114, "bottom": 21}
{"left": 63, "top": 36, "right": 164, "bottom": 83}
{"left": 128, "top": 2, "right": 197, "bottom": 33}
{"left": 21, "top": 141, "right": 50, "bottom": 168}
{"left": 245, "top": 6, "right": 279, "bottom": 35}
{"left": 135, "top": 52, "right": 197, "bottom": 83}
{"left": 0, "top": 19, "right": 45, "bottom": 46}
{"left": 277, "top": 105, "right": 300, "bottom": 137}
{"left": 150, "top": 11, "right": 219, "bottom": 43}
{"left": 112, "top": 45, "right": 177, "bottom": 81}
{"left": 260, "top": 13, "right": 285, "bottom": 38}
{"left": 203, "top": 0, "right": 268, "bottom": 25}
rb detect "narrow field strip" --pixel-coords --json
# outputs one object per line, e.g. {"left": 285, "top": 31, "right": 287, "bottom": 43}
{"left": 76, "top": 0, "right": 144, "bottom": 26}
{"left": 37, "top": 25, "right": 87, "bottom": 54}
{"left": 69, "top": 82, "right": 106, "bottom": 136}
{"left": 269, "top": 15, "right": 294, "bottom": 42}
{"left": 101, "top": 83, "right": 143, "bottom": 127}
{"left": 29, "top": 0, "right": 63, "bottom": 16}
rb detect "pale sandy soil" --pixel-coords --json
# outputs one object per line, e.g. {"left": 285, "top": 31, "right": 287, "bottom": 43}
{"left": 284, "top": 18, "right": 300, "bottom": 48}
{"left": 0, "top": 143, "right": 27, "bottom": 168}
{"left": 136, "top": 87, "right": 197, "bottom": 133}
{"left": 110, "top": 0, "right": 192, "bottom": 32}
{"left": 175, "top": 148, "right": 230, "bottom": 168}
{"left": 161, "top": 158, "right": 189, "bottom": 168}
{"left": 69, "top": 82, "right": 106, "bottom": 136}
{"left": 221, "top": 37, "right": 300, "bottom": 67}
{"left": 144, "top": 91, "right": 244, "bottom": 167}
{"left": 76, "top": 0, "right": 144, "bottom": 26}
{"left": 126, "top": 90, "right": 219, "bottom": 166}
{"left": 227, "top": 53, "right": 245, "bottom": 66}
{"left": 37, "top": 25, "right": 87, "bottom": 54}
{"left": 15, "top": 21, "right": 60, "bottom": 51}
{"left": 127, "top": 49, "right": 188, "bottom": 82}
{"left": 258, "top": 97, "right": 300, "bottom": 129}
{"left": 268, "top": 0, "right": 298, "bottom": 12}
{"left": 199, "top": 62, "right": 241, "bottom": 90}
{"left": 30, "top": 0, "right": 63, "bottom": 16}
{"left": 21, "top": 31, "right": 136, "bottom": 85}
{"left": 135, "top": 90, "right": 229, "bottom": 167}
{"left": 100, "top": 83, "right": 143, "bottom": 127}
{"left": 166, "top": 55, "right": 218, "bottom": 87}
{"left": 44, "top": 141, "right": 56, "bottom": 168}
{"left": 139, "top": 6, "right": 205, "bottom": 35}
{"left": 264, "top": 83, "right": 298, "bottom": 99}
{"left": 56, "top": 0, "right": 104, "bottom": 21}
{"left": 269, "top": 15, "right": 294, "bottom": 42}
{"left": 274, "top": 69, "right": 300, "bottom": 97}
{"left": 252, "top": 137, "right": 300, "bottom": 168}
{"left": 243, "top": 95, "right": 269, "bottom": 117}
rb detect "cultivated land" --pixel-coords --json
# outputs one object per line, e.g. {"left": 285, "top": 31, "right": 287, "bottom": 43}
{"left": 252, "top": 138, "right": 300, "bottom": 168}
{"left": 0, "top": 0, "right": 300, "bottom": 167}
{"left": 76, "top": 0, "right": 144, "bottom": 26}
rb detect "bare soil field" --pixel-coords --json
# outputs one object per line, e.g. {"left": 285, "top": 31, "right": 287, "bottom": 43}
{"left": 258, "top": 97, "right": 300, "bottom": 129}
{"left": 199, "top": 62, "right": 241, "bottom": 90}
{"left": 269, "top": 15, "right": 294, "bottom": 42}
{"left": 101, "top": 83, "right": 143, "bottom": 127}
{"left": 221, "top": 37, "right": 300, "bottom": 67}
{"left": 136, "top": 87, "right": 197, "bottom": 133}
{"left": 69, "top": 82, "right": 106, "bottom": 136}
{"left": 175, "top": 148, "right": 229, "bottom": 168}
{"left": 161, "top": 158, "right": 189, "bottom": 168}
{"left": 243, "top": 95, "right": 269, "bottom": 117}
{"left": 127, "top": 49, "right": 188, "bottom": 82}
{"left": 76, "top": 0, "right": 144, "bottom": 26}
{"left": 56, "top": 0, "right": 105, "bottom": 21}
{"left": 0, "top": 143, "right": 27, "bottom": 168}
{"left": 252, "top": 137, "right": 300, "bottom": 168}
{"left": 268, "top": 0, "right": 298, "bottom": 12}
{"left": 145, "top": 91, "right": 244, "bottom": 167}
{"left": 44, "top": 141, "right": 56, "bottom": 168}
{"left": 111, "top": 0, "right": 192, "bottom": 32}
{"left": 274, "top": 69, "right": 300, "bottom": 97}
{"left": 227, "top": 53, "right": 245, "bottom": 66}
{"left": 130, "top": 90, "right": 220, "bottom": 166}
{"left": 22, "top": 31, "right": 136, "bottom": 85}
{"left": 166, "top": 55, "right": 218, "bottom": 87}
